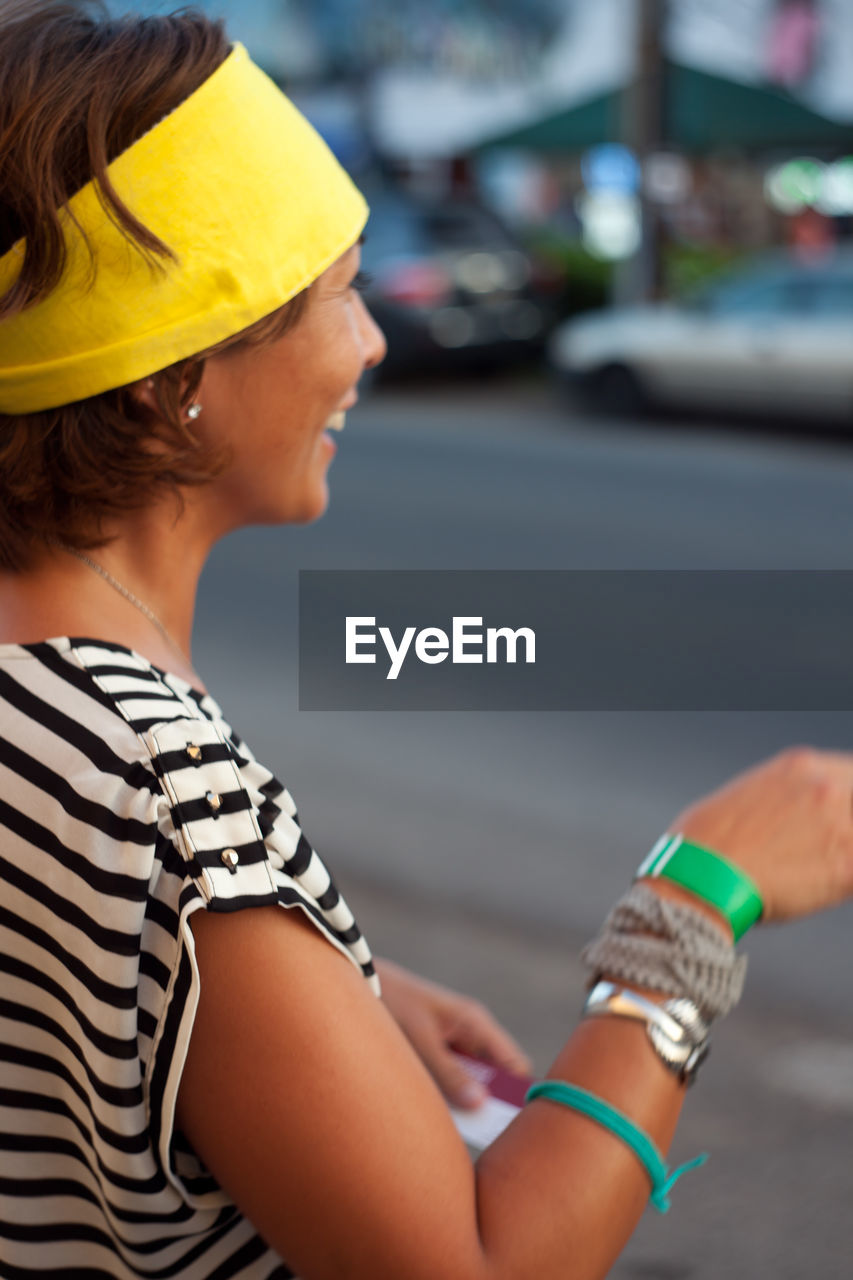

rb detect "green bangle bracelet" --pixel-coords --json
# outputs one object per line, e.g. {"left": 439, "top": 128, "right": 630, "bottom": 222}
{"left": 637, "top": 834, "right": 763, "bottom": 942}
{"left": 525, "top": 1081, "right": 708, "bottom": 1214}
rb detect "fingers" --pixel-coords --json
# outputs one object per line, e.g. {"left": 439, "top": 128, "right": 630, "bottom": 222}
{"left": 373, "top": 957, "right": 534, "bottom": 1108}
{"left": 390, "top": 1002, "right": 488, "bottom": 1109}
{"left": 406, "top": 996, "right": 533, "bottom": 1110}
{"left": 430, "top": 1046, "right": 490, "bottom": 1111}
{"left": 447, "top": 999, "right": 533, "bottom": 1079}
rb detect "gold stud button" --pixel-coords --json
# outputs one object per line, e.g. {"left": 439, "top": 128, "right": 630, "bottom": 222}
{"left": 186, "top": 744, "right": 202, "bottom": 762}
{"left": 206, "top": 790, "right": 222, "bottom": 813}
{"left": 221, "top": 848, "right": 239, "bottom": 873}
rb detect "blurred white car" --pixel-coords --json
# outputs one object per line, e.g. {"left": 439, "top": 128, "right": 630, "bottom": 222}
{"left": 549, "top": 252, "right": 853, "bottom": 421}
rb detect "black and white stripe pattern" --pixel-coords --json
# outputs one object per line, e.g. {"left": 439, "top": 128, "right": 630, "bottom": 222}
{"left": 0, "top": 637, "right": 376, "bottom": 1277}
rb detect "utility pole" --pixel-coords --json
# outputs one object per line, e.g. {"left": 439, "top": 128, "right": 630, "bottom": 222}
{"left": 615, "top": 0, "right": 667, "bottom": 304}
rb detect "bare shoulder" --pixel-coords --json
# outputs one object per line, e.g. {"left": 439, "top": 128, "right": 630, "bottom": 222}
{"left": 178, "top": 904, "right": 484, "bottom": 1280}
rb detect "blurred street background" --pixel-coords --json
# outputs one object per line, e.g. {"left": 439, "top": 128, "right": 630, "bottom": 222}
{"left": 129, "top": 0, "right": 853, "bottom": 1273}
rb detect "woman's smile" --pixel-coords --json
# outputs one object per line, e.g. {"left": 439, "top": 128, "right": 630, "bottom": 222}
{"left": 193, "top": 248, "right": 385, "bottom": 532}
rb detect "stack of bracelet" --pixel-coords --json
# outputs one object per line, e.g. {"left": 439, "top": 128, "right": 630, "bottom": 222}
{"left": 523, "top": 834, "right": 762, "bottom": 1213}
{"left": 579, "top": 879, "right": 747, "bottom": 1021}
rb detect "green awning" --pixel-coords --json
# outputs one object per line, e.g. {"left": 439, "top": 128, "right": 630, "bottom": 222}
{"left": 477, "top": 63, "right": 852, "bottom": 154}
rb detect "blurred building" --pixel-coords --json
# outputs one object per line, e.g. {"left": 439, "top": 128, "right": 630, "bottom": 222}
{"left": 117, "top": 1, "right": 853, "bottom": 303}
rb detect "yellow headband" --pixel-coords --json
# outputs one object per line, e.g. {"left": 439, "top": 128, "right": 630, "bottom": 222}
{"left": 0, "top": 43, "right": 368, "bottom": 414}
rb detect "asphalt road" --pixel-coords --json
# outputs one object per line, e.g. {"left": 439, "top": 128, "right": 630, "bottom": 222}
{"left": 194, "top": 376, "right": 853, "bottom": 1010}
{"left": 193, "top": 377, "right": 853, "bottom": 1278}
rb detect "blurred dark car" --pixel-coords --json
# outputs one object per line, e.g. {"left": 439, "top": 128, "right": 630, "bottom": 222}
{"left": 548, "top": 251, "right": 853, "bottom": 422}
{"left": 360, "top": 186, "right": 551, "bottom": 378}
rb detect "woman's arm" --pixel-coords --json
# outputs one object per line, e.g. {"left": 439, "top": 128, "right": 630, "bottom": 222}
{"left": 176, "top": 747, "right": 853, "bottom": 1280}
{"left": 180, "top": 904, "right": 677, "bottom": 1280}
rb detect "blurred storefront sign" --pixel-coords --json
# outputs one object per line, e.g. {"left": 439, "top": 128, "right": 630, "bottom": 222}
{"left": 817, "top": 158, "right": 853, "bottom": 215}
{"left": 766, "top": 0, "right": 821, "bottom": 88}
{"left": 369, "top": 1, "right": 853, "bottom": 163}
{"left": 576, "top": 190, "right": 643, "bottom": 260}
{"left": 369, "top": 0, "right": 632, "bottom": 161}
{"left": 578, "top": 144, "right": 644, "bottom": 261}
{"left": 581, "top": 144, "right": 641, "bottom": 195}
{"left": 765, "top": 156, "right": 853, "bottom": 214}
{"left": 765, "top": 156, "right": 825, "bottom": 212}
{"left": 670, "top": 0, "right": 853, "bottom": 123}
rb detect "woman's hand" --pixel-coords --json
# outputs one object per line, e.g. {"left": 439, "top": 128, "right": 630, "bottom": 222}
{"left": 670, "top": 747, "right": 853, "bottom": 922}
{"left": 374, "top": 958, "right": 532, "bottom": 1109}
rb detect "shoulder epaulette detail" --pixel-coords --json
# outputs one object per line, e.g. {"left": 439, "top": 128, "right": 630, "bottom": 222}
{"left": 145, "top": 716, "right": 278, "bottom": 904}
{"left": 67, "top": 641, "right": 378, "bottom": 988}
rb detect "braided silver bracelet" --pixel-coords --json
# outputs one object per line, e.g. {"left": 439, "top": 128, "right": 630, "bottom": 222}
{"left": 580, "top": 881, "right": 747, "bottom": 1022}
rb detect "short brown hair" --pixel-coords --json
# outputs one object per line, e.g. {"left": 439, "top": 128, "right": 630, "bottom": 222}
{"left": 0, "top": 1, "right": 309, "bottom": 571}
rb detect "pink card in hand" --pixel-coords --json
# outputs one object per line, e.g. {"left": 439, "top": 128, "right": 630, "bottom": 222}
{"left": 449, "top": 1052, "right": 534, "bottom": 1153}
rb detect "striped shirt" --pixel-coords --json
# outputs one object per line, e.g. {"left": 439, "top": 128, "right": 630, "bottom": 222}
{"left": 0, "top": 637, "right": 377, "bottom": 1277}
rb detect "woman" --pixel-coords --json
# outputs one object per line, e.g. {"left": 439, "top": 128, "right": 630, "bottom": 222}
{"left": 1, "top": 3, "right": 852, "bottom": 1277}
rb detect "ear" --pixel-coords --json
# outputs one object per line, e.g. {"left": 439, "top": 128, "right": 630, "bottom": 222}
{"left": 127, "top": 375, "right": 202, "bottom": 423}
{"left": 130, "top": 377, "right": 160, "bottom": 415}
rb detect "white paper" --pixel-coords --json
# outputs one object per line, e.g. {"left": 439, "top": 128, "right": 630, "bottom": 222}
{"left": 450, "top": 1096, "right": 521, "bottom": 1152}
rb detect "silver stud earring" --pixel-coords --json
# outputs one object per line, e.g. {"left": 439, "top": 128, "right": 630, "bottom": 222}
{"left": 187, "top": 403, "right": 202, "bottom": 420}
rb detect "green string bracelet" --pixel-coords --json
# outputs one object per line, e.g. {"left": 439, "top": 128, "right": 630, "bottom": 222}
{"left": 525, "top": 1081, "right": 708, "bottom": 1214}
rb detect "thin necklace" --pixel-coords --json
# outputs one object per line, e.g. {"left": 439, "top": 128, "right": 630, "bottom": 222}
{"left": 63, "top": 547, "right": 188, "bottom": 664}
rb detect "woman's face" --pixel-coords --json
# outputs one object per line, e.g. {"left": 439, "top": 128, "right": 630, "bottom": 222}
{"left": 194, "top": 240, "right": 386, "bottom": 533}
